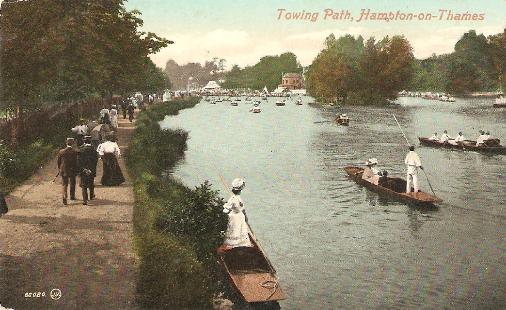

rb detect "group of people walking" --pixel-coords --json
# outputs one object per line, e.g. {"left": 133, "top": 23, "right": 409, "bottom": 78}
{"left": 58, "top": 105, "right": 130, "bottom": 205}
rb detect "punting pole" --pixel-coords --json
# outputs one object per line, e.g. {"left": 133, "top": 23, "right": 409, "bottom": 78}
{"left": 392, "top": 114, "right": 438, "bottom": 197}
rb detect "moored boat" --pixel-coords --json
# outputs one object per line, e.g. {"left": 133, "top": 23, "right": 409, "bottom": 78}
{"left": 251, "top": 107, "right": 261, "bottom": 113}
{"left": 275, "top": 100, "right": 285, "bottom": 106}
{"left": 335, "top": 114, "right": 350, "bottom": 126}
{"left": 418, "top": 137, "right": 506, "bottom": 154}
{"left": 344, "top": 166, "right": 442, "bottom": 206}
{"left": 231, "top": 102, "right": 238, "bottom": 106}
{"left": 218, "top": 229, "right": 286, "bottom": 303}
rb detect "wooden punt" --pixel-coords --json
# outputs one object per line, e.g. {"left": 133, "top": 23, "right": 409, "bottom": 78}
{"left": 218, "top": 228, "right": 286, "bottom": 303}
{"left": 344, "top": 166, "right": 442, "bottom": 206}
{"left": 418, "top": 137, "right": 506, "bottom": 154}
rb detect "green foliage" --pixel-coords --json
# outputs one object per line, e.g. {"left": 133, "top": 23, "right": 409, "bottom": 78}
{"left": 407, "top": 29, "right": 505, "bottom": 94}
{"left": 306, "top": 34, "right": 414, "bottom": 105}
{"left": 222, "top": 52, "right": 303, "bottom": 91}
{"left": 0, "top": 0, "right": 169, "bottom": 113}
{"left": 126, "top": 99, "right": 229, "bottom": 308}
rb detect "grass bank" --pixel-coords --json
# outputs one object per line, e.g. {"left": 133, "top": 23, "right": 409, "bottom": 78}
{"left": 125, "top": 98, "right": 229, "bottom": 309}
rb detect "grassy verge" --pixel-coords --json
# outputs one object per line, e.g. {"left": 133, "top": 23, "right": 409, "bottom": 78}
{"left": 125, "top": 98, "right": 229, "bottom": 309}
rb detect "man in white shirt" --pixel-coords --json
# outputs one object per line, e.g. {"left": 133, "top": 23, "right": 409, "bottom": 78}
{"left": 71, "top": 119, "right": 89, "bottom": 146}
{"left": 428, "top": 132, "right": 439, "bottom": 141}
{"left": 449, "top": 132, "right": 465, "bottom": 145}
{"left": 440, "top": 130, "right": 451, "bottom": 143}
{"left": 405, "top": 146, "right": 423, "bottom": 194}
{"left": 476, "top": 130, "right": 487, "bottom": 146}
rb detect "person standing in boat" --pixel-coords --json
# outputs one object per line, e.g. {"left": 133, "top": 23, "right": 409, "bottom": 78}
{"left": 220, "top": 178, "right": 252, "bottom": 252}
{"left": 362, "top": 158, "right": 380, "bottom": 185}
{"left": 405, "top": 146, "right": 423, "bottom": 194}
{"left": 440, "top": 130, "right": 451, "bottom": 143}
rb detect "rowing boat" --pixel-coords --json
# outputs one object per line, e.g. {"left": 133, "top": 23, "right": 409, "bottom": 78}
{"left": 218, "top": 228, "right": 286, "bottom": 303}
{"left": 418, "top": 137, "right": 506, "bottom": 154}
{"left": 344, "top": 166, "right": 442, "bottom": 206}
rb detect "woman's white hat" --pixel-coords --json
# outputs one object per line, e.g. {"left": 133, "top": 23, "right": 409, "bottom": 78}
{"left": 231, "top": 178, "right": 245, "bottom": 190}
{"left": 365, "top": 158, "right": 378, "bottom": 165}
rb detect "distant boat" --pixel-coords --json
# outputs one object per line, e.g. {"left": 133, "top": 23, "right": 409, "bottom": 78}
{"left": 335, "top": 114, "right": 350, "bottom": 126}
{"left": 250, "top": 107, "right": 261, "bottom": 113}
{"left": 231, "top": 102, "right": 238, "bottom": 106}
{"left": 275, "top": 100, "right": 285, "bottom": 106}
{"left": 295, "top": 98, "right": 302, "bottom": 105}
{"left": 494, "top": 96, "right": 506, "bottom": 107}
{"left": 344, "top": 166, "right": 442, "bottom": 206}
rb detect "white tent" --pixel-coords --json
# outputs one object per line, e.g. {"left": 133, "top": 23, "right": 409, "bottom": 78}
{"left": 272, "top": 86, "right": 288, "bottom": 94}
{"left": 203, "top": 80, "right": 221, "bottom": 90}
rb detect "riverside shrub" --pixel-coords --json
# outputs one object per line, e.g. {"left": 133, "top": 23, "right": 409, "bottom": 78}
{"left": 126, "top": 98, "right": 229, "bottom": 308}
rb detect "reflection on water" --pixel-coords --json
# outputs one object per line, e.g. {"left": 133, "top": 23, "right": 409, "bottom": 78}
{"left": 161, "top": 96, "right": 505, "bottom": 310}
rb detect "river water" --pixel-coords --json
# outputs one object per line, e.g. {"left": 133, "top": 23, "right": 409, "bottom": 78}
{"left": 160, "top": 96, "right": 505, "bottom": 310}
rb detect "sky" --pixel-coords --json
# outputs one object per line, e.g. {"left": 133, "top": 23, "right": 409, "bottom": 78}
{"left": 2, "top": 0, "right": 504, "bottom": 69}
{"left": 122, "top": 0, "right": 506, "bottom": 69}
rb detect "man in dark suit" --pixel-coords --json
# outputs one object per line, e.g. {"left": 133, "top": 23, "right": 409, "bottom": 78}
{"left": 77, "top": 136, "right": 98, "bottom": 205}
{"left": 57, "top": 138, "right": 78, "bottom": 205}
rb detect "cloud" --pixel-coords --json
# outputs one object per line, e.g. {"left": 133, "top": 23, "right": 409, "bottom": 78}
{"left": 150, "top": 24, "right": 505, "bottom": 69}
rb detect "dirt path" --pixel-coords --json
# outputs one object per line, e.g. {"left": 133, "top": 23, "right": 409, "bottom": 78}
{"left": 0, "top": 113, "right": 139, "bottom": 310}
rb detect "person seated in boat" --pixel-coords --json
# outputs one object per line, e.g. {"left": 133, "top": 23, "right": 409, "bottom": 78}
{"left": 450, "top": 132, "right": 465, "bottom": 145}
{"left": 482, "top": 131, "right": 500, "bottom": 146}
{"left": 440, "top": 130, "right": 451, "bottom": 143}
{"left": 378, "top": 170, "right": 389, "bottom": 186}
{"left": 218, "top": 178, "right": 252, "bottom": 254}
{"left": 428, "top": 132, "right": 439, "bottom": 141}
{"left": 476, "top": 130, "right": 487, "bottom": 146}
{"left": 362, "top": 158, "right": 380, "bottom": 185}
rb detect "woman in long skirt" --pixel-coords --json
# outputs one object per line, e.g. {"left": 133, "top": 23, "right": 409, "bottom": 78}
{"left": 220, "top": 178, "right": 252, "bottom": 251}
{"left": 97, "top": 136, "right": 125, "bottom": 186}
{"left": 109, "top": 105, "right": 119, "bottom": 130}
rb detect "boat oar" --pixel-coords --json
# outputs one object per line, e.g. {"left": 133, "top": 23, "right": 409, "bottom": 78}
{"left": 392, "top": 114, "right": 438, "bottom": 196}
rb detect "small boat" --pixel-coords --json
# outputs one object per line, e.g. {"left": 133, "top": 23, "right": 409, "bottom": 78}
{"left": 210, "top": 100, "right": 216, "bottom": 104}
{"left": 418, "top": 137, "right": 506, "bottom": 154}
{"left": 335, "top": 114, "right": 350, "bottom": 126}
{"left": 494, "top": 97, "right": 506, "bottom": 107}
{"left": 275, "top": 100, "right": 285, "bottom": 106}
{"left": 344, "top": 166, "right": 442, "bottom": 206}
{"left": 231, "top": 102, "right": 238, "bottom": 106}
{"left": 251, "top": 107, "right": 261, "bottom": 113}
{"left": 218, "top": 228, "right": 286, "bottom": 303}
{"left": 253, "top": 102, "right": 260, "bottom": 107}
{"left": 262, "top": 96, "right": 268, "bottom": 101}
{"left": 295, "top": 98, "right": 302, "bottom": 105}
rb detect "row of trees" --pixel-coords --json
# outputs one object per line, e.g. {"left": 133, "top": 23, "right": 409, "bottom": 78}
{"left": 408, "top": 30, "right": 506, "bottom": 94}
{"left": 222, "top": 52, "right": 303, "bottom": 91}
{"left": 306, "top": 34, "right": 414, "bottom": 105}
{"left": 1, "top": 0, "right": 170, "bottom": 144}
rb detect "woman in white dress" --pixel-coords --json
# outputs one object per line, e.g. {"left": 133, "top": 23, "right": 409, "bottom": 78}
{"left": 109, "top": 105, "right": 119, "bottom": 130}
{"left": 220, "top": 178, "right": 252, "bottom": 251}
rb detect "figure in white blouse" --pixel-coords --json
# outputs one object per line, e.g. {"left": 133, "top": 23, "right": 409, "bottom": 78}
{"left": 97, "top": 136, "right": 124, "bottom": 186}
{"left": 221, "top": 178, "right": 252, "bottom": 251}
{"left": 440, "top": 130, "right": 451, "bottom": 143}
{"left": 428, "top": 132, "right": 439, "bottom": 141}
